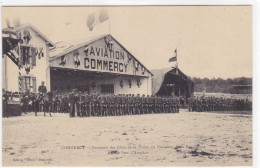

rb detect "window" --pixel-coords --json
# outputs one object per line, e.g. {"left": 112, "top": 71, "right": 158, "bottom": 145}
{"left": 19, "top": 46, "right": 36, "bottom": 66}
{"left": 101, "top": 84, "right": 114, "bottom": 94}
{"left": 24, "top": 77, "right": 31, "bottom": 92}
{"left": 21, "top": 76, "right": 36, "bottom": 93}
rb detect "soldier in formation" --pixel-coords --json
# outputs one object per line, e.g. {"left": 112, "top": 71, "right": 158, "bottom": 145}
{"left": 46, "top": 92, "right": 180, "bottom": 117}
{"left": 188, "top": 96, "right": 252, "bottom": 112}
{"left": 16, "top": 91, "right": 179, "bottom": 117}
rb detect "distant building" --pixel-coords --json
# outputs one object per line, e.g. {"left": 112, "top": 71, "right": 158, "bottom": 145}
{"left": 232, "top": 85, "right": 252, "bottom": 94}
{"left": 151, "top": 68, "right": 194, "bottom": 105}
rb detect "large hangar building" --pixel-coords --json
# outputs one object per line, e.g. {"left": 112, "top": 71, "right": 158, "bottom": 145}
{"left": 49, "top": 34, "right": 153, "bottom": 95}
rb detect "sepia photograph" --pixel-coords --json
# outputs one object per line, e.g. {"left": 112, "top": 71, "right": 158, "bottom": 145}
{"left": 1, "top": 5, "right": 253, "bottom": 167}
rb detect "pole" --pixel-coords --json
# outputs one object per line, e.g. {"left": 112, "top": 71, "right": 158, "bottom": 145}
{"left": 176, "top": 61, "right": 180, "bottom": 97}
{"left": 108, "top": 8, "right": 111, "bottom": 34}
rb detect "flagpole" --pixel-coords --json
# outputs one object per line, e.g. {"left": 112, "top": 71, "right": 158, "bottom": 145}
{"left": 108, "top": 8, "right": 111, "bottom": 34}
{"left": 174, "top": 48, "right": 180, "bottom": 97}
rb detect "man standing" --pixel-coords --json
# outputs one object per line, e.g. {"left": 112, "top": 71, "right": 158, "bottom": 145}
{"left": 36, "top": 81, "right": 47, "bottom": 116}
{"left": 69, "top": 92, "right": 76, "bottom": 117}
{"left": 38, "top": 81, "right": 47, "bottom": 96}
{"left": 2, "top": 89, "right": 9, "bottom": 118}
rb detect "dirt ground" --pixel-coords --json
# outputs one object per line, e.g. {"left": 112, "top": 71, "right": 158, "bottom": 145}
{"left": 2, "top": 109, "right": 252, "bottom": 166}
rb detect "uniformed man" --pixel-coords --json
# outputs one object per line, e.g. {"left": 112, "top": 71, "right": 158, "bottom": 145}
{"left": 54, "top": 94, "right": 60, "bottom": 113}
{"left": 38, "top": 81, "right": 47, "bottom": 96}
{"left": 84, "top": 94, "right": 89, "bottom": 116}
{"left": 78, "top": 91, "right": 85, "bottom": 117}
{"left": 2, "top": 89, "right": 9, "bottom": 118}
{"left": 69, "top": 92, "right": 76, "bottom": 117}
{"left": 45, "top": 91, "right": 53, "bottom": 117}
{"left": 122, "top": 94, "right": 127, "bottom": 115}
{"left": 136, "top": 94, "right": 141, "bottom": 115}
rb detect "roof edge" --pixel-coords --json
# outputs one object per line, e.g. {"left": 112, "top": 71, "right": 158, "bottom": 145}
{"left": 6, "top": 23, "right": 55, "bottom": 47}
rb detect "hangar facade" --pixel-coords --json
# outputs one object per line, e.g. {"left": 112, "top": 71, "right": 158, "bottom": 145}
{"left": 49, "top": 34, "right": 153, "bottom": 95}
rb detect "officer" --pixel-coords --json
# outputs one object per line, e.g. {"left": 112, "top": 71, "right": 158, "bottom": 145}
{"left": 176, "top": 97, "right": 180, "bottom": 113}
{"left": 145, "top": 95, "right": 150, "bottom": 113}
{"left": 117, "top": 94, "right": 123, "bottom": 116}
{"left": 114, "top": 95, "right": 119, "bottom": 116}
{"left": 23, "top": 91, "right": 30, "bottom": 114}
{"left": 85, "top": 94, "right": 91, "bottom": 116}
{"left": 106, "top": 94, "right": 111, "bottom": 116}
{"left": 92, "top": 94, "right": 98, "bottom": 116}
{"left": 124, "top": 94, "right": 129, "bottom": 115}
{"left": 131, "top": 94, "right": 136, "bottom": 115}
{"left": 136, "top": 94, "right": 141, "bottom": 115}
{"left": 127, "top": 94, "right": 132, "bottom": 115}
{"left": 54, "top": 94, "right": 61, "bottom": 113}
{"left": 45, "top": 91, "right": 53, "bottom": 117}
{"left": 78, "top": 91, "right": 85, "bottom": 117}
{"left": 38, "top": 81, "right": 47, "bottom": 96}
{"left": 69, "top": 92, "right": 76, "bottom": 117}
{"left": 60, "top": 94, "right": 66, "bottom": 113}
{"left": 121, "top": 94, "right": 127, "bottom": 115}
{"left": 2, "top": 89, "right": 9, "bottom": 118}
{"left": 150, "top": 95, "right": 155, "bottom": 114}
{"left": 105, "top": 94, "right": 109, "bottom": 116}
{"left": 99, "top": 94, "right": 105, "bottom": 116}
{"left": 74, "top": 92, "right": 79, "bottom": 116}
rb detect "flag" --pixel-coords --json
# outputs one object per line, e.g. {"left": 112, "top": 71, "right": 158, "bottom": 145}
{"left": 169, "top": 48, "right": 177, "bottom": 62}
{"left": 87, "top": 9, "right": 109, "bottom": 31}
{"left": 18, "top": 72, "right": 22, "bottom": 93}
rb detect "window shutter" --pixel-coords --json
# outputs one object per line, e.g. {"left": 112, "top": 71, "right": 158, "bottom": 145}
{"left": 32, "top": 77, "right": 36, "bottom": 93}
{"left": 28, "top": 47, "right": 32, "bottom": 64}
{"left": 21, "top": 76, "right": 25, "bottom": 93}
{"left": 26, "top": 47, "right": 30, "bottom": 64}
{"left": 31, "top": 47, "right": 36, "bottom": 66}
{"left": 19, "top": 46, "right": 24, "bottom": 66}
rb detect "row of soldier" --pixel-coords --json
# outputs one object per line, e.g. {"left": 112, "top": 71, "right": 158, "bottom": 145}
{"left": 20, "top": 91, "right": 180, "bottom": 117}
{"left": 188, "top": 96, "right": 252, "bottom": 112}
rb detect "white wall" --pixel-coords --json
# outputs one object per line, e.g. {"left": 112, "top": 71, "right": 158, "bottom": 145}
{"left": 2, "top": 56, "right": 19, "bottom": 92}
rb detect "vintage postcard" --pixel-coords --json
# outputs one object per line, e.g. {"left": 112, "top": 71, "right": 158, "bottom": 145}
{"left": 2, "top": 6, "right": 252, "bottom": 167}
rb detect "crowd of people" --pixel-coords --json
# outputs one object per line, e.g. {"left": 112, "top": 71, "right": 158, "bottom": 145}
{"left": 3, "top": 81, "right": 252, "bottom": 118}
{"left": 188, "top": 96, "right": 252, "bottom": 112}
{"left": 18, "top": 91, "right": 180, "bottom": 117}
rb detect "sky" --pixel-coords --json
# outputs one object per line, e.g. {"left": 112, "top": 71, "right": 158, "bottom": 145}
{"left": 2, "top": 6, "right": 252, "bottom": 79}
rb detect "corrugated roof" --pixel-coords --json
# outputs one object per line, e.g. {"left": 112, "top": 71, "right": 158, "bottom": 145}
{"left": 49, "top": 34, "right": 108, "bottom": 59}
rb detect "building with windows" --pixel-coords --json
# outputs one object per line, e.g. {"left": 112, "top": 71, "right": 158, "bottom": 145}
{"left": 2, "top": 24, "right": 54, "bottom": 93}
{"left": 2, "top": 25, "right": 153, "bottom": 95}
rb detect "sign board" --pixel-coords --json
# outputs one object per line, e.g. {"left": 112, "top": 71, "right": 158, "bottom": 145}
{"left": 50, "top": 35, "right": 151, "bottom": 77}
